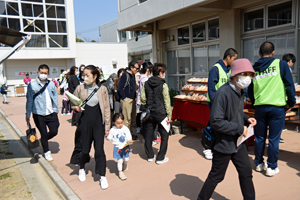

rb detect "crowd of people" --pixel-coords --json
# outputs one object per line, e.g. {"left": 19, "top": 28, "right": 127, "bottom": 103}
{"left": 23, "top": 41, "right": 296, "bottom": 198}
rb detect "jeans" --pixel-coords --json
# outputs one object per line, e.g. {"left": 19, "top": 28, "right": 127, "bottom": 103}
{"left": 254, "top": 105, "right": 285, "bottom": 169}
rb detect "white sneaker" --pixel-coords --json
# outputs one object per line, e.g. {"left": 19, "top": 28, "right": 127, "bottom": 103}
{"left": 266, "top": 167, "right": 280, "bottom": 177}
{"left": 100, "top": 176, "right": 109, "bottom": 189}
{"left": 203, "top": 149, "right": 213, "bottom": 160}
{"left": 78, "top": 169, "right": 86, "bottom": 182}
{"left": 44, "top": 151, "right": 53, "bottom": 161}
{"left": 148, "top": 154, "right": 156, "bottom": 162}
{"left": 255, "top": 162, "right": 267, "bottom": 172}
{"left": 156, "top": 157, "right": 169, "bottom": 165}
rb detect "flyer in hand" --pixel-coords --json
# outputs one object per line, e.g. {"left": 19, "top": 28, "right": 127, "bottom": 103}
{"left": 119, "top": 140, "right": 131, "bottom": 149}
{"left": 65, "top": 91, "right": 83, "bottom": 106}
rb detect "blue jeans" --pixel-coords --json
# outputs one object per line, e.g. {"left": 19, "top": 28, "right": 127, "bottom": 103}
{"left": 254, "top": 105, "right": 285, "bottom": 169}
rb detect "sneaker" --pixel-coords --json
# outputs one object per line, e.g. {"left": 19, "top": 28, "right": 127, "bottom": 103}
{"left": 255, "top": 162, "right": 267, "bottom": 172}
{"left": 67, "top": 112, "right": 72, "bottom": 116}
{"left": 61, "top": 113, "right": 65, "bottom": 116}
{"left": 266, "top": 167, "right": 280, "bottom": 177}
{"left": 44, "top": 151, "right": 53, "bottom": 161}
{"left": 148, "top": 154, "right": 156, "bottom": 162}
{"left": 119, "top": 173, "right": 127, "bottom": 180}
{"left": 156, "top": 157, "right": 169, "bottom": 165}
{"left": 123, "top": 163, "right": 128, "bottom": 171}
{"left": 78, "top": 169, "right": 86, "bottom": 182}
{"left": 152, "top": 141, "right": 158, "bottom": 146}
{"left": 280, "top": 138, "right": 285, "bottom": 143}
{"left": 203, "top": 149, "right": 213, "bottom": 160}
{"left": 100, "top": 176, "right": 109, "bottom": 190}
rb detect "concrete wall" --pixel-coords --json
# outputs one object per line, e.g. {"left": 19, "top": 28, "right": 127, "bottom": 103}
{"left": 75, "top": 43, "right": 128, "bottom": 76}
{"left": 118, "top": 0, "right": 212, "bottom": 30}
{"left": 99, "top": 19, "right": 119, "bottom": 43}
{"left": 127, "top": 34, "right": 152, "bottom": 55}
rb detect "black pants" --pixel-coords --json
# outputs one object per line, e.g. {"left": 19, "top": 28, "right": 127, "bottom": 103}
{"left": 79, "top": 104, "right": 106, "bottom": 176}
{"left": 144, "top": 116, "right": 169, "bottom": 161}
{"left": 198, "top": 144, "right": 255, "bottom": 200}
{"left": 71, "top": 112, "right": 81, "bottom": 126}
{"left": 61, "top": 100, "right": 69, "bottom": 114}
{"left": 33, "top": 113, "right": 60, "bottom": 153}
{"left": 70, "top": 126, "right": 82, "bottom": 164}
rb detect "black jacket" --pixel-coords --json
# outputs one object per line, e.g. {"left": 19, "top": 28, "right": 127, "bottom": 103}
{"left": 118, "top": 71, "right": 136, "bottom": 100}
{"left": 210, "top": 82, "right": 250, "bottom": 154}
{"left": 68, "top": 75, "right": 80, "bottom": 94}
{"left": 144, "top": 76, "right": 166, "bottom": 122}
{"left": 102, "top": 78, "right": 114, "bottom": 110}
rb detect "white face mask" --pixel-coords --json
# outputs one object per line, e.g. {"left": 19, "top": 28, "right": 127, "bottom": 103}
{"left": 84, "top": 77, "right": 94, "bottom": 85}
{"left": 76, "top": 71, "right": 79, "bottom": 76}
{"left": 39, "top": 74, "right": 48, "bottom": 81}
{"left": 236, "top": 75, "right": 251, "bottom": 89}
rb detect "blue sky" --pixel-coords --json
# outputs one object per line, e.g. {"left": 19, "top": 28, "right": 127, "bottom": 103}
{"left": 73, "top": 0, "right": 118, "bottom": 42}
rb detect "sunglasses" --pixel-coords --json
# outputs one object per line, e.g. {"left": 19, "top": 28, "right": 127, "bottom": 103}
{"left": 134, "top": 67, "right": 140, "bottom": 71}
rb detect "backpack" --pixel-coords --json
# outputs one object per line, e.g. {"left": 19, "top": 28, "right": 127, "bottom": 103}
{"left": 115, "top": 72, "right": 131, "bottom": 102}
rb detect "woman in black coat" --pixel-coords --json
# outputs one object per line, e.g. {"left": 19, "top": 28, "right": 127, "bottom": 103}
{"left": 68, "top": 66, "right": 80, "bottom": 126}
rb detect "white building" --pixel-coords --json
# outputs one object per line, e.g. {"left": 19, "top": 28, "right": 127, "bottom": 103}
{"left": 0, "top": 0, "right": 128, "bottom": 96}
{"left": 99, "top": 19, "right": 153, "bottom": 63}
{"left": 117, "top": 0, "right": 299, "bottom": 91}
{"left": 0, "top": 0, "right": 76, "bottom": 89}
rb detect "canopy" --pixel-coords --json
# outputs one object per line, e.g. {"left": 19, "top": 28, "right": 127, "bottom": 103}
{"left": 0, "top": 26, "right": 27, "bottom": 47}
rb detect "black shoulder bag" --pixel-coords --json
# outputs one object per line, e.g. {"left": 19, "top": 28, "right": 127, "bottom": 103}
{"left": 141, "top": 83, "right": 163, "bottom": 123}
{"left": 201, "top": 95, "right": 244, "bottom": 149}
{"left": 33, "top": 80, "right": 49, "bottom": 100}
{"left": 79, "top": 84, "right": 101, "bottom": 108}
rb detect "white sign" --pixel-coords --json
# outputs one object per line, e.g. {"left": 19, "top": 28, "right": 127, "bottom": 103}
{"left": 50, "top": 67, "right": 59, "bottom": 78}
{"left": 15, "top": 71, "right": 37, "bottom": 77}
{"left": 99, "top": 65, "right": 113, "bottom": 76}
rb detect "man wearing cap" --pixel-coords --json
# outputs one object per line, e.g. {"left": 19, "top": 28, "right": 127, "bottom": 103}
{"left": 204, "top": 48, "right": 238, "bottom": 160}
{"left": 198, "top": 59, "right": 256, "bottom": 200}
{"left": 248, "top": 42, "right": 296, "bottom": 177}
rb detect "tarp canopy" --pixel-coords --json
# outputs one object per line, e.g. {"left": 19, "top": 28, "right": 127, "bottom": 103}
{"left": 0, "top": 26, "right": 27, "bottom": 47}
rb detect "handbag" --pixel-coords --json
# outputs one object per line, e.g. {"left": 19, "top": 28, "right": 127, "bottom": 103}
{"left": 141, "top": 83, "right": 163, "bottom": 123}
{"left": 26, "top": 122, "right": 40, "bottom": 149}
{"left": 201, "top": 95, "right": 243, "bottom": 149}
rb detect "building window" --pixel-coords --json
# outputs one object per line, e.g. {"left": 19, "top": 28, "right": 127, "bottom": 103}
{"left": 268, "top": 1, "right": 292, "bottom": 27}
{"left": 208, "top": 44, "right": 220, "bottom": 70}
{"left": 45, "top": 0, "right": 64, "bottom": 4}
{"left": 22, "top": 3, "right": 33, "bottom": 17}
{"left": 178, "top": 26, "right": 189, "bottom": 45}
{"left": 244, "top": 9, "right": 264, "bottom": 32}
{"left": 22, "top": 0, "right": 43, "bottom": 3}
{"left": 49, "top": 35, "right": 68, "bottom": 47}
{"left": 6, "top": 2, "right": 19, "bottom": 16}
{"left": 119, "top": 31, "right": 127, "bottom": 42}
{"left": 178, "top": 49, "right": 191, "bottom": 74}
{"left": 192, "top": 22, "right": 205, "bottom": 43}
{"left": 8, "top": 18, "right": 20, "bottom": 31}
{"left": 0, "top": 1, "right": 6, "bottom": 15}
{"left": 208, "top": 19, "right": 219, "bottom": 40}
{"left": 33, "top": 4, "right": 43, "bottom": 17}
{"left": 194, "top": 46, "right": 208, "bottom": 72}
{"left": 0, "top": 17, "right": 7, "bottom": 27}
{"left": 25, "top": 34, "right": 46, "bottom": 47}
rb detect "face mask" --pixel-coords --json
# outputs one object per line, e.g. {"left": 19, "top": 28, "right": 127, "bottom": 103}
{"left": 84, "top": 77, "right": 94, "bottom": 85}
{"left": 39, "top": 74, "right": 48, "bottom": 81}
{"left": 236, "top": 76, "right": 251, "bottom": 89}
{"left": 76, "top": 71, "right": 79, "bottom": 76}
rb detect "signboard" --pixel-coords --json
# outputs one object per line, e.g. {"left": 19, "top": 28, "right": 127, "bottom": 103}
{"left": 99, "top": 65, "right": 113, "bottom": 77}
{"left": 15, "top": 71, "right": 37, "bottom": 76}
{"left": 50, "top": 67, "right": 59, "bottom": 78}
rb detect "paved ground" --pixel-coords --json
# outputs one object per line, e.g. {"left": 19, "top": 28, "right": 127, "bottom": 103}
{"left": 1, "top": 95, "right": 300, "bottom": 200}
{"left": 0, "top": 113, "right": 65, "bottom": 200}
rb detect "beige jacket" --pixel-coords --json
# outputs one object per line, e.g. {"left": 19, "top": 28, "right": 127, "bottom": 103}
{"left": 72, "top": 84, "right": 111, "bottom": 131}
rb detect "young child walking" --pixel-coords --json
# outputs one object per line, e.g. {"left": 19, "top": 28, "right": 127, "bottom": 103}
{"left": 61, "top": 88, "right": 71, "bottom": 116}
{"left": 106, "top": 113, "right": 132, "bottom": 180}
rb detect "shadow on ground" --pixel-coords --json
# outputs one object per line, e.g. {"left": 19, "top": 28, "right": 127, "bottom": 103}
{"left": 170, "top": 174, "right": 229, "bottom": 200}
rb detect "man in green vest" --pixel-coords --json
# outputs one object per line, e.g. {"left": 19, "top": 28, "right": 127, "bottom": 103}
{"left": 248, "top": 42, "right": 296, "bottom": 177}
{"left": 204, "top": 48, "right": 238, "bottom": 160}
